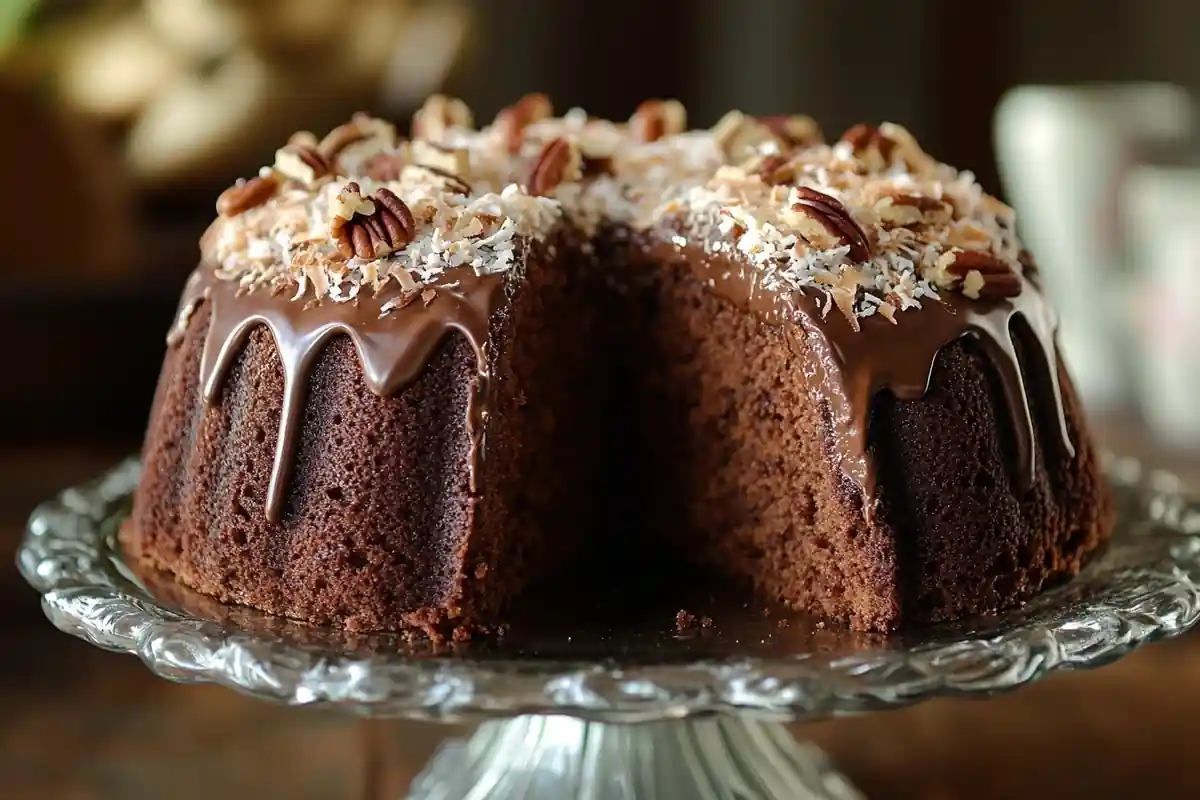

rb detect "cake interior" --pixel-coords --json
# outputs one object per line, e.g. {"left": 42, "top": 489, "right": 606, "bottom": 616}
{"left": 479, "top": 230, "right": 909, "bottom": 629}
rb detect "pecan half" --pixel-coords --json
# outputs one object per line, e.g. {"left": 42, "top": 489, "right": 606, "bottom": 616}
{"left": 330, "top": 183, "right": 417, "bottom": 260}
{"left": 216, "top": 173, "right": 280, "bottom": 217}
{"left": 493, "top": 92, "right": 554, "bottom": 154}
{"left": 275, "top": 142, "right": 333, "bottom": 185}
{"left": 792, "top": 187, "right": 872, "bottom": 262}
{"left": 370, "top": 188, "right": 417, "bottom": 250}
{"left": 936, "top": 249, "right": 1022, "bottom": 299}
{"left": 527, "top": 137, "right": 582, "bottom": 196}
{"left": 412, "top": 94, "right": 474, "bottom": 141}
{"left": 757, "top": 114, "right": 822, "bottom": 149}
{"left": 629, "top": 98, "right": 687, "bottom": 143}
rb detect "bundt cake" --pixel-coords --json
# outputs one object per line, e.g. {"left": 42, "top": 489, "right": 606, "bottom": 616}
{"left": 121, "top": 94, "right": 1113, "bottom": 638}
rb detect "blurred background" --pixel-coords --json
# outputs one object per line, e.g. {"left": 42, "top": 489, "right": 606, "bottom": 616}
{"left": 1, "top": 1, "right": 1199, "bottom": 797}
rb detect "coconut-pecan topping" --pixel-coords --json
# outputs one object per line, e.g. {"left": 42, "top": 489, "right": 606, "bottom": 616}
{"left": 527, "top": 137, "right": 582, "bottom": 196}
{"left": 933, "top": 249, "right": 1022, "bottom": 299}
{"left": 758, "top": 114, "right": 822, "bottom": 149}
{"left": 330, "top": 183, "right": 416, "bottom": 261}
{"left": 629, "top": 99, "right": 688, "bottom": 143}
{"left": 494, "top": 92, "right": 554, "bottom": 154}
{"left": 411, "top": 94, "right": 473, "bottom": 141}
{"left": 791, "top": 186, "right": 872, "bottom": 262}
{"left": 216, "top": 173, "right": 280, "bottom": 217}
{"left": 275, "top": 140, "right": 333, "bottom": 186}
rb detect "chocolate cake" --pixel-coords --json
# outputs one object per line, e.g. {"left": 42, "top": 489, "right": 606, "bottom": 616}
{"left": 122, "top": 94, "right": 1113, "bottom": 638}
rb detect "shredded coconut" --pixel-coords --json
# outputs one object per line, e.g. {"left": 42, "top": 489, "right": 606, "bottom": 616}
{"left": 204, "top": 103, "right": 1026, "bottom": 324}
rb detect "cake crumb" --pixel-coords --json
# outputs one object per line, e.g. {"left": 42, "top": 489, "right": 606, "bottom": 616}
{"left": 700, "top": 615, "right": 715, "bottom": 629}
{"left": 776, "top": 618, "right": 790, "bottom": 629}
{"left": 675, "top": 609, "right": 698, "bottom": 631}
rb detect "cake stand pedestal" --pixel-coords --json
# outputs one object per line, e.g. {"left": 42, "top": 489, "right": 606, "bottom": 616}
{"left": 18, "top": 456, "right": 1200, "bottom": 799}
{"left": 408, "top": 715, "right": 857, "bottom": 799}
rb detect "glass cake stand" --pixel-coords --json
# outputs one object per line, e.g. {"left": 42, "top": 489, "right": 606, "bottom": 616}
{"left": 17, "top": 456, "right": 1200, "bottom": 799}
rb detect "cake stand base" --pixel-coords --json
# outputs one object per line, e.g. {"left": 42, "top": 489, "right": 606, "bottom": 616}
{"left": 407, "top": 714, "right": 862, "bottom": 800}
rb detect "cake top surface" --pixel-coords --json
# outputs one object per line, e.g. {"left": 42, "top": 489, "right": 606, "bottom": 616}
{"left": 204, "top": 94, "right": 1027, "bottom": 325}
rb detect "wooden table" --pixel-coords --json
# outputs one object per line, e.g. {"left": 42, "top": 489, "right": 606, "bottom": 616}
{"left": 2, "top": 421, "right": 1197, "bottom": 799}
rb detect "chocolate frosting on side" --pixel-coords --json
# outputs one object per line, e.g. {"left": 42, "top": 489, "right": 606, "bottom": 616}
{"left": 662, "top": 240, "right": 1074, "bottom": 515}
{"left": 170, "top": 267, "right": 503, "bottom": 522}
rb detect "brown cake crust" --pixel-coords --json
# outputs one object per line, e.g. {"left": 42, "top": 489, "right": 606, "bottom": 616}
{"left": 124, "top": 300, "right": 481, "bottom": 634}
{"left": 122, "top": 239, "right": 608, "bottom": 638}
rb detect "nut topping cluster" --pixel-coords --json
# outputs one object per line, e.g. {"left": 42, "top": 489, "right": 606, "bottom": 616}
{"left": 758, "top": 114, "right": 822, "bottom": 148}
{"left": 932, "top": 249, "right": 1021, "bottom": 299}
{"left": 329, "top": 183, "right": 416, "bottom": 261}
{"left": 205, "top": 95, "right": 1030, "bottom": 325}
{"left": 216, "top": 174, "right": 280, "bottom": 217}
{"left": 275, "top": 135, "right": 334, "bottom": 186}
{"left": 789, "top": 187, "right": 872, "bottom": 263}
{"left": 411, "top": 94, "right": 473, "bottom": 141}
{"left": 871, "top": 193, "right": 953, "bottom": 227}
{"left": 629, "top": 99, "right": 688, "bottom": 143}
{"left": 527, "top": 137, "right": 583, "bottom": 196}
{"left": 494, "top": 93, "right": 554, "bottom": 154}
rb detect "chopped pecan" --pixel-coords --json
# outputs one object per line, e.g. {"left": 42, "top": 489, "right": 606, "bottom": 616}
{"left": 711, "top": 110, "right": 776, "bottom": 163}
{"left": 409, "top": 140, "right": 470, "bottom": 176}
{"left": 628, "top": 99, "right": 687, "bottom": 143}
{"left": 757, "top": 114, "right": 822, "bottom": 149}
{"left": 936, "top": 249, "right": 1022, "bottom": 299}
{"left": 216, "top": 173, "right": 280, "bottom": 217}
{"left": 330, "top": 183, "right": 417, "bottom": 261}
{"left": 527, "top": 137, "right": 582, "bottom": 196}
{"left": 275, "top": 142, "right": 333, "bottom": 185}
{"left": 750, "top": 153, "right": 796, "bottom": 185}
{"left": 319, "top": 113, "right": 396, "bottom": 162}
{"left": 494, "top": 92, "right": 554, "bottom": 154}
{"left": 412, "top": 94, "right": 474, "bottom": 140}
{"left": 873, "top": 193, "right": 953, "bottom": 227}
{"left": 364, "top": 153, "right": 404, "bottom": 181}
{"left": 838, "top": 123, "right": 900, "bottom": 173}
{"left": 792, "top": 186, "right": 872, "bottom": 262}
{"left": 402, "top": 164, "right": 473, "bottom": 196}
{"left": 840, "top": 123, "right": 896, "bottom": 156}
{"left": 843, "top": 122, "right": 931, "bottom": 173}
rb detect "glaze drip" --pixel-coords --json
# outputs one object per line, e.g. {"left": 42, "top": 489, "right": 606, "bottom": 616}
{"left": 171, "top": 268, "right": 502, "bottom": 522}
{"left": 672, "top": 243, "right": 1074, "bottom": 513}
{"left": 799, "top": 279, "right": 1075, "bottom": 509}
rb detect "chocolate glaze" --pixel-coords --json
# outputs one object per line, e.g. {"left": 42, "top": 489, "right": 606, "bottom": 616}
{"left": 169, "top": 268, "right": 502, "bottom": 522}
{"left": 666, "top": 241, "right": 1074, "bottom": 515}
{"left": 169, "top": 227, "right": 1072, "bottom": 526}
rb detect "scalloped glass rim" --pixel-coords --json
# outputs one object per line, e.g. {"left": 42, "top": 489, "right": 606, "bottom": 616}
{"left": 17, "top": 455, "right": 1200, "bottom": 724}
